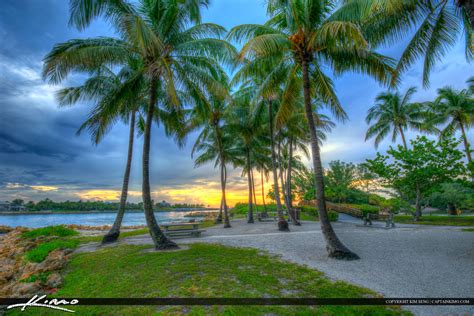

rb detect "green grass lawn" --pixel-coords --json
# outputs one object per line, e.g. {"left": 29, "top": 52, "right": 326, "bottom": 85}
{"left": 462, "top": 228, "right": 474, "bottom": 232}
{"left": 394, "top": 215, "right": 474, "bottom": 226}
{"left": 10, "top": 243, "right": 408, "bottom": 315}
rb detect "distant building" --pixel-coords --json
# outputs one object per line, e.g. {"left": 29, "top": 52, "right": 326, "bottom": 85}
{"left": 0, "top": 201, "right": 11, "bottom": 211}
{"left": 0, "top": 201, "right": 26, "bottom": 212}
{"left": 157, "top": 200, "right": 171, "bottom": 208}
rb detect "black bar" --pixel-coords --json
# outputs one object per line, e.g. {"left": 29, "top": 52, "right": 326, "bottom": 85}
{"left": 1, "top": 298, "right": 473, "bottom": 306}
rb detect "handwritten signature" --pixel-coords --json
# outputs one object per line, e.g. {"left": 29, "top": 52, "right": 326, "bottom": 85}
{"left": 7, "top": 295, "right": 78, "bottom": 313}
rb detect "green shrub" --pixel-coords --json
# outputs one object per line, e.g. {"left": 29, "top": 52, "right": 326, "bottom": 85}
{"left": 22, "top": 225, "right": 78, "bottom": 239}
{"left": 25, "top": 239, "right": 79, "bottom": 263}
{"left": 20, "top": 272, "right": 51, "bottom": 283}
{"left": 328, "top": 211, "right": 339, "bottom": 222}
{"left": 299, "top": 206, "right": 338, "bottom": 222}
{"left": 231, "top": 203, "right": 278, "bottom": 214}
{"left": 340, "top": 203, "right": 379, "bottom": 215}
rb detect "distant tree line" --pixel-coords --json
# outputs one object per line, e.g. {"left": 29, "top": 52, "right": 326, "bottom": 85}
{"left": 10, "top": 199, "right": 205, "bottom": 212}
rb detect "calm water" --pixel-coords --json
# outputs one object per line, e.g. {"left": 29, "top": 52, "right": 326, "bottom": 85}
{"left": 0, "top": 211, "right": 208, "bottom": 228}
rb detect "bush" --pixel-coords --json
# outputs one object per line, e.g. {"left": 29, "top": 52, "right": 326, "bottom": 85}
{"left": 20, "top": 272, "right": 51, "bottom": 283}
{"left": 22, "top": 225, "right": 78, "bottom": 239}
{"left": 25, "top": 239, "right": 79, "bottom": 263}
{"left": 299, "top": 206, "right": 339, "bottom": 222}
{"left": 231, "top": 203, "right": 278, "bottom": 214}
{"left": 340, "top": 203, "right": 379, "bottom": 216}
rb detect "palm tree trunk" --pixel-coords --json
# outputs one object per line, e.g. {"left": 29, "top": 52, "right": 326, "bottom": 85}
{"left": 222, "top": 164, "right": 231, "bottom": 228}
{"left": 398, "top": 125, "right": 408, "bottom": 150}
{"left": 251, "top": 168, "right": 259, "bottom": 218}
{"left": 216, "top": 198, "right": 223, "bottom": 224}
{"left": 301, "top": 58, "right": 357, "bottom": 259}
{"left": 246, "top": 149, "right": 254, "bottom": 223}
{"left": 269, "top": 101, "right": 289, "bottom": 231}
{"left": 286, "top": 136, "right": 300, "bottom": 225}
{"left": 260, "top": 171, "right": 268, "bottom": 214}
{"left": 143, "top": 78, "right": 177, "bottom": 250}
{"left": 459, "top": 120, "right": 473, "bottom": 163}
{"left": 279, "top": 143, "right": 297, "bottom": 224}
{"left": 102, "top": 111, "right": 136, "bottom": 244}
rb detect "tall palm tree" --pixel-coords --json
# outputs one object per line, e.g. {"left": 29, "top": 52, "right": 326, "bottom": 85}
{"left": 228, "top": 0, "right": 394, "bottom": 259}
{"left": 227, "top": 88, "right": 268, "bottom": 224}
{"left": 365, "top": 87, "right": 426, "bottom": 150}
{"left": 56, "top": 64, "right": 144, "bottom": 244}
{"left": 427, "top": 84, "right": 474, "bottom": 164}
{"left": 340, "top": 0, "right": 472, "bottom": 87}
{"left": 44, "top": 0, "right": 234, "bottom": 249}
{"left": 192, "top": 92, "right": 233, "bottom": 228}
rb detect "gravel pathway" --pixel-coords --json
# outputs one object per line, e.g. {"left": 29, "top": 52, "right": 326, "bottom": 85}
{"left": 85, "top": 219, "right": 474, "bottom": 316}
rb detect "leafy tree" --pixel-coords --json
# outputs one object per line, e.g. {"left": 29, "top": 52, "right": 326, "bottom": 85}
{"left": 365, "top": 136, "right": 467, "bottom": 220}
{"left": 365, "top": 87, "right": 427, "bottom": 149}
{"left": 326, "top": 161, "right": 357, "bottom": 203}
{"left": 427, "top": 182, "right": 474, "bottom": 213}
{"left": 356, "top": 163, "right": 377, "bottom": 196}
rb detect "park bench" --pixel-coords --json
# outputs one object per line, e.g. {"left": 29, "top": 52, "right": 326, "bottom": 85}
{"left": 257, "top": 212, "right": 278, "bottom": 222}
{"left": 161, "top": 223, "right": 206, "bottom": 238}
{"left": 363, "top": 210, "right": 395, "bottom": 228}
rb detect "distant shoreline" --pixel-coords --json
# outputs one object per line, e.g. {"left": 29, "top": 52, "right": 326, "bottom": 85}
{"left": 0, "top": 208, "right": 219, "bottom": 215}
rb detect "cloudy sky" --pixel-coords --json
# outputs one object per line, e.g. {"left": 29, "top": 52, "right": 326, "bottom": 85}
{"left": 0, "top": 0, "right": 472, "bottom": 207}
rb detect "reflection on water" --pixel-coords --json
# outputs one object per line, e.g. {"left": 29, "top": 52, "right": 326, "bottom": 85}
{"left": 0, "top": 211, "right": 206, "bottom": 228}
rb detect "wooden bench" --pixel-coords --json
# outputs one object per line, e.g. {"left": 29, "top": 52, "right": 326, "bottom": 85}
{"left": 161, "top": 223, "right": 206, "bottom": 238}
{"left": 257, "top": 212, "right": 278, "bottom": 222}
{"left": 363, "top": 211, "right": 395, "bottom": 228}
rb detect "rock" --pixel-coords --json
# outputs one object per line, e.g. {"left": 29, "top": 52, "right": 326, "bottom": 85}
{"left": 10, "top": 282, "right": 42, "bottom": 296}
{"left": 45, "top": 273, "right": 62, "bottom": 288}
{"left": 0, "top": 229, "right": 72, "bottom": 297}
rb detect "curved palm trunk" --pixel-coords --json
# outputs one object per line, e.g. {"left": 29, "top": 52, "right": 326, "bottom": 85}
{"left": 143, "top": 78, "right": 177, "bottom": 250}
{"left": 459, "top": 120, "right": 473, "bottom": 163}
{"left": 246, "top": 149, "right": 254, "bottom": 223}
{"left": 222, "top": 164, "right": 231, "bottom": 228}
{"left": 398, "top": 125, "right": 408, "bottom": 150}
{"left": 301, "top": 59, "right": 358, "bottom": 259}
{"left": 260, "top": 171, "right": 268, "bottom": 214}
{"left": 269, "top": 101, "right": 289, "bottom": 231}
{"left": 286, "top": 136, "right": 300, "bottom": 225}
{"left": 102, "top": 111, "right": 136, "bottom": 244}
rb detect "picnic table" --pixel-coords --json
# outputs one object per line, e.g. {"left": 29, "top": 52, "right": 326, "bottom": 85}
{"left": 161, "top": 222, "right": 206, "bottom": 238}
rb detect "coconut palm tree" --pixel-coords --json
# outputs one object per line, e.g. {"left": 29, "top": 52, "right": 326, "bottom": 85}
{"left": 426, "top": 84, "right": 474, "bottom": 164}
{"left": 44, "top": 0, "right": 235, "bottom": 249}
{"left": 227, "top": 88, "right": 268, "bottom": 224}
{"left": 56, "top": 64, "right": 145, "bottom": 244}
{"left": 365, "top": 87, "right": 427, "bottom": 150}
{"left": 340, "top": 0, "right": 472, "bottom": 87}
{"left": 191, "top": 90, "right": 234, "bottom": 228}
{"left": 228, "top": 0, "right": 395, "bottom": 259}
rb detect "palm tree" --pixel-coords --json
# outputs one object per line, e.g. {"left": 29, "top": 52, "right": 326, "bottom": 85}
{"left": 341, "top": 0, "right": 472, "bottom": 87}
{"left": 427, "top": 84, "right": 474, "bottom": 164}
{"left": 44, "top": 0, "right": 234, "bottom": 249}
{"left": 56, "top": 65, "right": 144, "bottom": 244}
{"left": 192, "top": 91, "right": 233, "bottom": 228}
{"left": 227, "top": 88, "right": 268, "bottom": 224}
{"left": 228, "top": 0, "right": 395, "bottom": 259}
{"left": 365, "top": 87, "right": 426, "bottom": 150}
